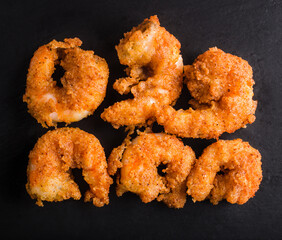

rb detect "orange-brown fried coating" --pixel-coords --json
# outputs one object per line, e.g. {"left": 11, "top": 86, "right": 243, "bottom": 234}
{"left": 101, "top": 16, "right": 183, "bottom": 128}
{"left": 26, "top": 128, "right": 113, "bottom": 207}
{"left": 187, "top": 139, "right": 262, "bottom": 205}
{"left": 23, "top": 38, "right": 109, "bottom": 127}
{"left": 108, "top": 132, "right": 195, "bottom": 208}
{"left": 156, "top": 47, "right": 257, "bottom": 139}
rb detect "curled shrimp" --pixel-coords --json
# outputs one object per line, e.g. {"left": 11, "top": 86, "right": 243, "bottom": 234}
{"left": 23, "top": 38, "right": 109, "bottom": 127}
{"left": 108, "top": 132, "right": 196, "bottom": 208}
{"left": 156, "top": 47, "right": 257, "bottom": 139}
{"left": 26, "top": 128, "right": 113, "bottom": 207}
{"left": 187, "top": 139, "right": 262, "bottom": 205}
{"left": 101, "top": 16, "right": 183, "bottom": 128}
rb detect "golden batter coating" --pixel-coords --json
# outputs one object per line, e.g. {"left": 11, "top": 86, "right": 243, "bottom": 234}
{"left": 187, "top": 139, "right": 262, "bottom": 205}
{"left": 26, "top": 128, "right": 113, "bottom": 207}
{"left": 156, "top": 47, "right": 257, "bottom": 139}
{"left": 101, "top": 16, "right": 183, "bottom": 128}
{"left": 108, "top": 132, "right": 196, "bottom": 208}
{"left": 23, "top": 38, "right": 109, "bottom": 127}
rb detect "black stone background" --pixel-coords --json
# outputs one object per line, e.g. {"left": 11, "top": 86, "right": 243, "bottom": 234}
{"left": 0, "top": 0, "right": 281, "bottom": 239}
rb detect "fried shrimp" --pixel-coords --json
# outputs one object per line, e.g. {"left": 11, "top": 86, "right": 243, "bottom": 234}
{"left": 23, "top": 38, "right": 109, "bottom": 127}
{"left": 108, "top": 132, "right": 196, "bottom": 208}
{"left": 101, "top": 16, "right": 183, "bottom": 128}
{"left": 156, "top": 47, "right": 257, "bottom": 139}
{"left": 26, "top": 128, "right": 113, "bottom": 207}
{"left": 187, "top": 139, "right": 262, "bottom": 205}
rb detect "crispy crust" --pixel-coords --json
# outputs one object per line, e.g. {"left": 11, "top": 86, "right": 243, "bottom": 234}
{"left": 26, "top": 128, "right": 113, "bottom": 207}
{"left": 101, "top": 16, "right": 183, "bottom": 128}
{"left": 23, "top": 38, "right": 109, "bottom": 127}
{"left": 156, "top": 47, "right": 257, "bottom": 139}
{"left": 187, "top": 139, "right": 262, "bottom": 205}
{"left": 108, "top": 132, "right": 196, "bottom": 208}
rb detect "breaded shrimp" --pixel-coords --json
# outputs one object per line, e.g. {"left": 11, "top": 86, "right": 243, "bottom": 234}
{"left": 108, "top": 132, "right": 196, "bottom": 208}
{"left": 23, "top": 38, "right": 109, "bottom": 127}
{"left": 156, "top": 47, "right": 257, "bottom": 139}
{"left": 101, "top": 16, "right": 183, "bottom": 128}
{"left": 187, "top": 139, "right": 262, "bottom": 205}
{"left": 26, "top": 128, "right": 113, "bottom": 207}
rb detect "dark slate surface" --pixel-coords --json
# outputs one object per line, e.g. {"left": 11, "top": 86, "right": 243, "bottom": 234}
{"left": 0, "top": 0, "right": 281, "bottom": 239}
